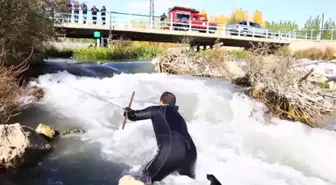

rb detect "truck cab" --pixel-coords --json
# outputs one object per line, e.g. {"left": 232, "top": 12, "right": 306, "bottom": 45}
{"left": 164, "top": 6, "right": 217, "bottom": 33}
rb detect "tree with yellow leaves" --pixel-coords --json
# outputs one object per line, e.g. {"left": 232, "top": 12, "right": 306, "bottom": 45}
{"left": 251, "top": 10, "right": 265, "bottom": 27}
{"left": 229, "top": 8, "right": 248, "bottom": 23}
{"left": 208, "top": 15, "right": 216, "bottom": 22}
{"left": 216, "top": 14, "right": 228, "bottom": 24}
{"left": 200, "top": 9, "right": 207, "bottom": 16}
{"left": 199, "top": 9, "right": 208, "bottom": 21}
{"left": 215, "top": 14, "right": 229, "bottom": 30}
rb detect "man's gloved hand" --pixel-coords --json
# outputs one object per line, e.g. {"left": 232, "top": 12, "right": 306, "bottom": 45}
{"left": 123, "top": 107, "right": 133, "bottom": 117}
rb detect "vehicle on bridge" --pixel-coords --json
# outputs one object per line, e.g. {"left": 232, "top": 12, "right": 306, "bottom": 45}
{"left": 162, "top": 6, "right": 217, "bottom": 33}
{"left": 226, "top": 21, "right": 269, "bottom": 38}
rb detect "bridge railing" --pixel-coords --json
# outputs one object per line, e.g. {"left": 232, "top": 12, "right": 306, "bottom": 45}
{"left": 49, "top": 10, "right": 336, "bottom": 41}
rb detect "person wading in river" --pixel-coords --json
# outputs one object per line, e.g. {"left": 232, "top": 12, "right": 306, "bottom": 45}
{"left": 120, "top": 92, "right": 197, "bottom": 185}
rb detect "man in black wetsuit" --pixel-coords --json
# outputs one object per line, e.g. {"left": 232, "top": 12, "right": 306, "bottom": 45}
{"left": 123, "top": 92, "right": 197, "bottom": 184}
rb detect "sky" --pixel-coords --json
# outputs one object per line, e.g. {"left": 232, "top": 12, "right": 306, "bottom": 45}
{"left": 83, "top": 0, "right": 336, "bottom": 27}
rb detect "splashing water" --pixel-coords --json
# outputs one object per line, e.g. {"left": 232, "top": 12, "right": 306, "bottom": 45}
{"left": 29, "top": 70, "right": 336, "bottom": 185}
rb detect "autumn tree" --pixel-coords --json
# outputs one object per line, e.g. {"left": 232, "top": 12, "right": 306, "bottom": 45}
{"left": 215, "top": 14, "right": 229, "bottom": 30}
{"left": 251, "top": 10, "right": 265, "bottom": 27}
{"left": 200, "top": 9, "right": 207, "bottom": 16}
{"left": 208, "top": 15, "right": 216, "bottom": 22}
{"left": 216, "top": 14, "right": 228, "bottom": 24}
{"left": 229, "top": 8, "right": 248, "bottom": 23}
{"left": 199, "top": 9, "right": 208, "bottom": 21}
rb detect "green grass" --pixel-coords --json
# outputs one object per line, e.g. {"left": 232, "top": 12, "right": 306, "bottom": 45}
{"left": 44, "top": 42, "right": 166, "bottom": 61}
{"left": 44, "top": 42, "right": 334, "bottom": 62}
{"left": 73, "top": 44, "right": 165, "bottom": 61}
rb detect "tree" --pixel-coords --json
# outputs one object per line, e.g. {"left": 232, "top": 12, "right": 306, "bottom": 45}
{"left": 215, "top": 14, "right": 228, "bottom": 31}
{"left": 216, "top": 14, "right": 229, "bottom": 24}
{"left": 208, "top": 15, "right": 216, "bottom": 22}
{"left": 0, "top": 0, "right": 55, "bottom": 65}
{"left": 264, "top": 20, "right": 300, "bottom": 36}
{"left": 252, "top": 10, "right": 265, "bottom": 27}
{"left": 229, "top": 8, "right": 248, "bottom": 23}
{"left": 200, "top": 9, "right": 207, "bottom": 16}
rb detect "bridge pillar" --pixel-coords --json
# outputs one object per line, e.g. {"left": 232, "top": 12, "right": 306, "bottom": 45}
{"left": 210, "top": 45, "right": 213, "bottom": 49}
{"left": 100, "top": 37, "right": 104, "bottom": 47}
{"left": 202, "top": 45, "right": 207, "bottom": 50}
{"left": 196, "top": 45, "right": 200, "bottom": 52}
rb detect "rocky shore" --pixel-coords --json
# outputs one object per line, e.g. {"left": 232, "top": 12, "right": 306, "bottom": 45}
{"left": 0, "top": 122, "right": 85, "bottom": 170}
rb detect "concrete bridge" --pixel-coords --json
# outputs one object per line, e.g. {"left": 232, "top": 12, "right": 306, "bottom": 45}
{"left": 51, "top": 11, "right": 336, "bottom": 50}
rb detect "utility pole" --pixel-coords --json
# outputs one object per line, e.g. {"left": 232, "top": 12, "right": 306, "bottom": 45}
{"left": 149, "top": 0, "right": 154, "bottom": 28}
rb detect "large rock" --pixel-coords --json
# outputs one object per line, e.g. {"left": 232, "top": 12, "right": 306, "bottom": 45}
{"left": 0, "top": 123, "right": 52, "bottom": 169}
{"left": 35, "top": 123, "right": 59, "bottom": 140}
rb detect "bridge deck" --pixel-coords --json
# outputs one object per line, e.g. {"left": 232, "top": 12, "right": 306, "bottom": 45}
{"left": 55, "top": 23, "right": 290, "bottom": 47}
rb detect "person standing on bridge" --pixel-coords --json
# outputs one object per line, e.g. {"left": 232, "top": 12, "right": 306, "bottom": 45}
{"left": 73, "top": 1, "right": 80, "bottom": 23}
{"left": 120, "top": 92, "right": 198, "bottom": 185}
{"left": 91, "top": 5, "right": 99, "bottom": 24}
{"left": 81, "top": 2, "right": 87, "bottom": 24}
{"left": 101, "top": 6, "right": 106, "bottom": 25}
{"left": 66, "top": 1, "right": 72, "bottom": 23}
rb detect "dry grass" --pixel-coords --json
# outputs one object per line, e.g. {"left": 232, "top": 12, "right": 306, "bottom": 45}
{"left": 0, "top": 59, "right": 29, "bottom": 123}
{"left": 239, "top": 52, "right": 335, "bottom": 127}
{"left": 153, "top": 45, "right": 242, "bottom": 79}
{"left": 154, "top": 42, "right": 336, "bottom": 128}
{"left": 293, "top": 47, "right": 336, "bottom": 60}
{"left": 0, "top": 59, "right": 45, "bottom": 124}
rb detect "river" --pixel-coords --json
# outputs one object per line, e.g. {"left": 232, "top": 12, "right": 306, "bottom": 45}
{"left": 1, "top": 59, "right": 336, "bottom": 185}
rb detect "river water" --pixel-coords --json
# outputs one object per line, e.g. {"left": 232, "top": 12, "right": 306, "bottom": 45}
{"left": 1, "top": 59, "right": 336, "bottom": 185}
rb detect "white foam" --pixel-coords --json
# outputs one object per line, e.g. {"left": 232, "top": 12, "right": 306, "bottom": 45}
{"left": 31, "top": 70, "right": 336, "bottom": 185}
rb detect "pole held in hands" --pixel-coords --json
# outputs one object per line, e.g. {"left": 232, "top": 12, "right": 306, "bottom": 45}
{"left": 122, "top": 91, "right": 135, "bottom": 130}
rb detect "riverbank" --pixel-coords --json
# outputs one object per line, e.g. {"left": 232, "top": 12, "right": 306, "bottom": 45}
{"left": 152, "top": 47, "right": 336, "bottom": 129}
{"left": 45, "top": 42, "right": 336, "bottom": 62}
{"left": 44, "top": 41, "right": 181, "bottom": 61}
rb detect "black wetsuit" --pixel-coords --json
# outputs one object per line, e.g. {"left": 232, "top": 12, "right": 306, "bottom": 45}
{"left": 124, "top": 105, "right": 197, "bottom": 184}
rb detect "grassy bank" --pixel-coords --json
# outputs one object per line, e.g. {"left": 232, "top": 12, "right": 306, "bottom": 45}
{"left": 45, "top": 41, "right": 181, "bottom": 61}
{"left": 45, "top": 42, "right": 336, "bottom": 62}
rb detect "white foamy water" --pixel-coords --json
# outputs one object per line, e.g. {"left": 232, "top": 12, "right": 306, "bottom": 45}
{"left": 30, "top": 71, "right": 336, "bottom": 185}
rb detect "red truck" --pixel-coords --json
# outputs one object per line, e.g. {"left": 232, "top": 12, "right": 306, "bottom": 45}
{"left": 163, "top": 6, "right": 217, "bottom": 33}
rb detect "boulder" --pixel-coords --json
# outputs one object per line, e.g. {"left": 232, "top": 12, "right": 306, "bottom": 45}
{"left": 0, "top": 123, "right": 51, "bottom": 169}
{"left": 35, "top": 123, "right": 59, "bottom": 140}
{"left": 118, "top": 175, "right": 145, "bottom": 185}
